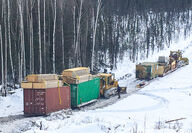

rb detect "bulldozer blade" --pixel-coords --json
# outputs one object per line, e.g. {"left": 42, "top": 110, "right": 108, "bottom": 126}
{"left": 120, "top": 87, "right": 127, "bottom": 93}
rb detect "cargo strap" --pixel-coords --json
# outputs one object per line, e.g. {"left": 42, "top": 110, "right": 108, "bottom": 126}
{"left": 62, "top": 80, "right": 70, "bottom": 86}
{"left": 58, "top": 80, "right": 62, "bottom": 105}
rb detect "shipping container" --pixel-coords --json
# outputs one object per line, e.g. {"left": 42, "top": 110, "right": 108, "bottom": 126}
{"left": 70, "top": 78, "right": 100, "bottom": 108}
{"left": 136, "top": 62, "right": 158, "bottom": 80}
{"left": 24, "top": 86, "right": 70, "bottom": 116}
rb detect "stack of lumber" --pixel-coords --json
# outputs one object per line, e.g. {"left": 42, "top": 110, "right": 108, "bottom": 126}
{"left": 62, "top": 67, "right": 93, "bottom": 84}
{"left": 21, "top": 74, "right": 62, "bottom": 89}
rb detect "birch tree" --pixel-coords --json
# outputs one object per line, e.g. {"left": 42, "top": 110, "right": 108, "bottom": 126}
{"left": 0, "top": 25, "right": 4, "bottom": 94}
{"left": 8, "top": 0, "right": 15, "bottom": 84}
{"left": 3, "top": 0, "right": 8, "bottom": 96}
{"left": 75, "top": 0, "right": 84, "bottom": 67}
{"left": 61, "top": 0, "right": 66, "bottom": 68}
{"left": 73, "top": 5, "right": 76, "bottom": 66}
{"left": 29, "top": 0, "right": 35, "bottom": 74}
{"left": 43, "top": 0, "right": 46, "bottom": 73}
{"left": 52, "top": 0, "right": 57, "bottom": 73}
{"left": 38, "top": 0, "right": 42, "bottom": 74}
{"left": 91, "top": 0, "right": 102, "bottom": 71}
{"left": 17, "top": 0, "right": 25, "bottom": 83}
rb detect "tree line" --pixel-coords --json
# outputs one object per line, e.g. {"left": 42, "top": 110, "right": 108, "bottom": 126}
{"left": 0, "top": 0, "right": 192, "bottom": 95}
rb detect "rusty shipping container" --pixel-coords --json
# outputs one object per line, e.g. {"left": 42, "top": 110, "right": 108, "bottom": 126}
{"left": 23, "top": 86, "right": 71, "bottom": 116}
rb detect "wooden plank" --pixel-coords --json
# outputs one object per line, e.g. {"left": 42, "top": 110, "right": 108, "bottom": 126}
{"left": 62, "top": 74, "right": 93, "bottom": 84}
{"left": 62, "top": 67, "right": 90, "bottom": 78}
{"left": 33, "top": 80, "right": 63, "bottom": 89}
{"left": 26, "top": 74, "right": 58, "bottom": 83}
{"left": 21, "top": 82, "right": 33, "bottom": 89}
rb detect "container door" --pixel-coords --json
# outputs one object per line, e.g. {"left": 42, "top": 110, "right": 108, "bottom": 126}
{"left": 146, "top": 66, "right": 152, "bottom": 79}
{"left": 70, "top": 85, "right": 78, "bottom": 108}
{"left": 24, "top": 89, "right": 35, "bottom": 115}
{"left": 34, "top": 90, "right": 46, "bottom": 115}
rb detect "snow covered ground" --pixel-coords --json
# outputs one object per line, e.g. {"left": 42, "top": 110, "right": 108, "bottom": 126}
{"left": 1, "top": 36, "right": 192, "bottom": 133}
{"left": 0, "top": 89, "right": 23, "bottom": 117}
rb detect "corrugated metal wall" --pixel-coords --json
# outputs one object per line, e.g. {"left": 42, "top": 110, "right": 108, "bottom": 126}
{"left": 23, "top": 86, "right": 71, "bottom": 116}
{"left": 70, "top": 78, "right": 100, "bottom": 108}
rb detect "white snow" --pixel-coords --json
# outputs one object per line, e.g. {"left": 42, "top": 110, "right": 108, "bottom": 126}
{"left": 0, "top": 89, "right": 23, "bottom": 117}
{"left": 1, "top": 36, "right": 192, "bottom": 133}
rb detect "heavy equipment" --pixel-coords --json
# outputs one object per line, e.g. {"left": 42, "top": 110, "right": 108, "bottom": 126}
{"left": 157, "top": 56, "right": 171, "bottom": 77}
{"left": 136, "top": 62, "right": 158, "bottom": 80}
{"left": 170, "top": 50, "right": 189, "bottom": 67}
{"left": 157, "top": 50, "right": 189, "bottom": 77}
{"left": 97, "top": 73, "right": 127, "bottom": 98}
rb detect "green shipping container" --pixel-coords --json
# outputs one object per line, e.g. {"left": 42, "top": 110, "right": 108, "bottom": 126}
{"left": 70, "top": 78, "right": 100, "bottom": 108}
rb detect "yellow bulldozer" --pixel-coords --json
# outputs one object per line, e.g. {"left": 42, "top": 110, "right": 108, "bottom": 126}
{"left": 97, "top": 73, "right": 127, "bottom": 98}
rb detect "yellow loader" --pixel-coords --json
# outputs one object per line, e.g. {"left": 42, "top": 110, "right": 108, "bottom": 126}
{"left": 97, "top": 73, "right": 127, "bottom": 98}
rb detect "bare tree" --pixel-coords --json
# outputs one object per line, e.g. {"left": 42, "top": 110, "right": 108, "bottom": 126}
{"left": 29, "top": 0, "right": 35, "bottom": 74}
{"left": 61, "top": 0, "right": 66, "bottom": 68}
{"left": 7, "top": 0, "right": 15, "bottom": 84}
{"left": 3, "top": 0, "right": 8, "bottom": 96}
{"left": 43, "top": 0, "right": 46, "bottom": 73}
{"left": 73, "top": 5, "right": 76, "bottom": 67}
{"left": 38, "top": 0, "right": 42, "bottom": 74}
{"left": 75, "top": 0, "right": 84, "bottom": 67}
{"left": 17, "top": 0, "right": 25, "bottom": 83}
{"left": 0, "top": 25, "right": 4, "bottom": 94}
{"left": 52, "top": 0, "right": 57, "bottom": 73}
{"left": 91, "top": 0, "right": 102, "bottom": 71}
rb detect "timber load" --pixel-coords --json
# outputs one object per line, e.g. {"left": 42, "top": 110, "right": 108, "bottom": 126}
{"left": 21, "top": 74, "right": 62, "bottom": 89}
{"left": 62, "top": 67, "right": 93, "bottom": 84}
{"left": 26, "top": 74, "right": 58, "bottom": 82}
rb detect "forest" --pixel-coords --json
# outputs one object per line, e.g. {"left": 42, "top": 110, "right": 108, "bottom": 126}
{"left": 0, "top": 0, "right": 192, "bottom": 89}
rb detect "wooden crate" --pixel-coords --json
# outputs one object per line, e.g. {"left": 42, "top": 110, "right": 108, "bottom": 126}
{"left": 62, "top": 67, "right": 90, "bottom": 78}
{"left": 26, "top": 74, "right": 58, "bottom": 83}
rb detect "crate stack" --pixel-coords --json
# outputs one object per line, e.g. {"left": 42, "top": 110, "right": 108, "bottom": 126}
{"left": 62, "top": 67, "right": 93, "bottom": 84}
{"left": 21, "top": 74, "right": 62, "bottom": 89}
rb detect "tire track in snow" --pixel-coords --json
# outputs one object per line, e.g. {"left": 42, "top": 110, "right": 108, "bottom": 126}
{"left": 92, "top": 92, "right": 169, "bottom": 113}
